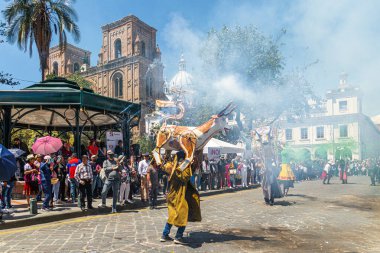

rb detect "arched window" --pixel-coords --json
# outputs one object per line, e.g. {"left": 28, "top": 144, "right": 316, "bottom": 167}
{"left": 113, "top": 73, "right": 123, "bottom": 98}
{"left": 146, "top": 76, "right": 153, "bottom": 97}
{"left": 114, "top": 39, "right": 122, "bottom": 59}
{"left": 73, "top": 63, "right": 80, "bottom": 73}
{"left": 141, "top": 41, "right": 146, "bottom": 57}
{"left": 53, "top": 62, "right": 58, "bottom": 75}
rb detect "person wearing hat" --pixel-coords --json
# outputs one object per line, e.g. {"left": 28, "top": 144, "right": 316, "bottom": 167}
{"left": 40, "top": 156, "right": 53, "bottom": 211}
{"left": 75, "top": 155, "right": 94, "bottom": 211}
{"left": 138, "top": 153, "right": 150, "bottom": 202}
{"left": 99, "top": 150, "right": 122, "bottom": 213}
{"left": 118, "top": 155, "right": 132, "bottom": 206}
{"left": 23, "top": 154, "right": 39, "bottom": 207}
{"left": 34, "top": 154, "right": 43, "bottom": 201}
{"left": 160, "top": 151, "right": 201, "bottom": 244}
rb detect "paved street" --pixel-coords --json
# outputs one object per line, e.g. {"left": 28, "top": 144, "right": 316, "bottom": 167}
{"left": 0, "top": 176, "right": 379, "bottom": 253}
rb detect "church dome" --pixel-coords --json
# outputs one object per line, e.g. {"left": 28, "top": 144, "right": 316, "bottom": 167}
{"left": 169, "top": 54, "right": 193, "bottom": 92}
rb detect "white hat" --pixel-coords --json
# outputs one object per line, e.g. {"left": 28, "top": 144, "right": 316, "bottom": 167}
{"left": 26, "top": 154, "right": 35, "bottom": 161}
{"left": 44, "top": 155, "right": 51, "bottom": 160}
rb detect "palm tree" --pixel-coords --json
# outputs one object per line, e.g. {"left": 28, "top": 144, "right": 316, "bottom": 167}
{"left": 3, "top": 0, "right": 80, "bottom": 81}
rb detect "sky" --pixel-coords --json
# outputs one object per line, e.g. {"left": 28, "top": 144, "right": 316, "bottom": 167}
{"left": 1, "top": 0, "right": 380, "bottom": 115}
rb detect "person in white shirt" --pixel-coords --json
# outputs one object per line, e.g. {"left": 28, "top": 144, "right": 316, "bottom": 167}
{"left": 323, "top": 161, "right": 333, "bottom": 184}
{"left": 202, "top": 157, "right": 211, "bottom": 190}
{"left": 138, "top": 153, "right": 150, "bottom": 202}
{"left": 241, "top": 160, "right": 248, "bottom": 188}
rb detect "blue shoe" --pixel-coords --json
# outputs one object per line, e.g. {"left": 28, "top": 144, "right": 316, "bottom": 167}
{"left": 160, "top": 235, "right": 173, "bottom": 242}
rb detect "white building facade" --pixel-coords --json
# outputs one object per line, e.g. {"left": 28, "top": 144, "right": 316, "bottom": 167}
{"left": 279, "top": 76, "right": 380, "bottom": 161}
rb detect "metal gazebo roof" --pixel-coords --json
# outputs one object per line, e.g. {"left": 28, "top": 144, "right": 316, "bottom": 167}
{"left": 0, "top": 78, "right": 140, "bottom": 153}
{"left": 0, "top": 77, "right": 140, "bottom": 131}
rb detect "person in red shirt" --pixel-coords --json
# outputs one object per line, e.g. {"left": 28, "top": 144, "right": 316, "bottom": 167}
{"left": 61, "top": 141, "right": 73, "bottom": 159}
{"left": 67, "top": 153, "right": 81, "bottom": 203}
{"left": 87, "top": 140, "right": 99, "bottom": 157}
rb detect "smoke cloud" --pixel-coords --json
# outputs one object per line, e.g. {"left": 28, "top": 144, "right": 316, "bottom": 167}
{"left": 162, "top": 0, "right": 380, "bottom": 116}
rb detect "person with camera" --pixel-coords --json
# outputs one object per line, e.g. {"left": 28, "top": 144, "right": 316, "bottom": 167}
{"left": 99, "top": 150, "right": 122, "bottom": 213}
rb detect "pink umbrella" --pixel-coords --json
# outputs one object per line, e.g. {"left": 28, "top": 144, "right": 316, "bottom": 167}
{"left": 32, "top": 136, "right": 63, "bottom": 155}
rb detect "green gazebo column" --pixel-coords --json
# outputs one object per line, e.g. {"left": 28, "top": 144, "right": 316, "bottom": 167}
{"left": 74, "top": 108, "right": 81, "bottom": 155}
{"left": 2, "top": 106, "right": 12, "bottom": 148}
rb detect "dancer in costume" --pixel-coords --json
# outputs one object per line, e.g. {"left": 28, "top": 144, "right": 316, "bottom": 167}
{"left": 262, "top": 161, "right": 283, "bottom": 205}
{"left": 160, "top": 151, "right": 201, "bottom": 244}
{"left": 277, "top": 151, "right": 296, "bottom": 196}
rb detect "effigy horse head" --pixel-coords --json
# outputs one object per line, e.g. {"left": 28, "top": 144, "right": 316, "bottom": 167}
{"left": 217, "top": 102, "right": 236, "bottom": 117}
{"left": 211, "top": 102, "right": 237, "bottom": 136}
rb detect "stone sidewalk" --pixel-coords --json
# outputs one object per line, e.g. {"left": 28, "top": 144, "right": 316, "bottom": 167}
{"left": 0, "top": 184, "right": 259, "bottom": 230}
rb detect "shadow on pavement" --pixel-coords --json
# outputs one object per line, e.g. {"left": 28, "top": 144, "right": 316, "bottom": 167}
{"left": 286, "top": 194, "right": 318, "bottom": 201}
{"left": 185, "top": 231, "right": 267, "bottom": 249}
{"left": 273, "top": 200, "right": 295, "bottom": 206}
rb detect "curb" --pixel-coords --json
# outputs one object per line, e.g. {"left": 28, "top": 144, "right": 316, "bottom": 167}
{"left": 0, "top": 184, "right": 260, "bottom": 230}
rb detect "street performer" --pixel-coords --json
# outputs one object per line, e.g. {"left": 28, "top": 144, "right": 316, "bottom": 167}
{"left": 160, "top": 151, "right": 201, "bottom": 245}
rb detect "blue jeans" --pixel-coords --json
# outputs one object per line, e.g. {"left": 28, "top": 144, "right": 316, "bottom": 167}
{"left": 92, "top": 175, "right": 102, "bottom": 194}
{"left": 2, "top": 181, "right": 15, "bottom": 208}
{"left": 41, "top": 182, "right": 52, "bottom": 209}
{"left": 101, "top": 180, "right": 120, "bottom": 210}
{"left": 190, "top": 175, "right": 195, "bottom": 186}
{"left": 69, "top": 178, "right": 77, "bottom": 202}
{"left": 163, "top": 223, "right": 186, "bottom": 239}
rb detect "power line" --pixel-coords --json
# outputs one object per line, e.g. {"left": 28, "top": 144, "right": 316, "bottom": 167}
{"left": 10, "top": 77, "right": 38, "bottom": 84}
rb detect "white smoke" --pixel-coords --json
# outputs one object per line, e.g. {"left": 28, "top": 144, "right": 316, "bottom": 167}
{"left": 162, "top": 0, "right": 380, "bottom": 116}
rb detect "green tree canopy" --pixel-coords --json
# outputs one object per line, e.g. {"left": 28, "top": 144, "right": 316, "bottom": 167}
{"left": 46, "top": 72, "right": 94, "bottom": 89}
{"left": 196, "top": 25, "right": 314, "bottom": 147}
{"left": 200, "top": 25, "right": 284, "bottom": 84}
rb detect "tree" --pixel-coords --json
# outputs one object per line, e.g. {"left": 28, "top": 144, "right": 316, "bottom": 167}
{"left": 3, "top": 0, "right": 80, "bottom": 81}
{"left": 66, "top": 72, "right": 93, "bottom": 89}
{"left": 200, "top": 25, "right": 284, "bottom": 85}
{"left": 46, "top": 72, "right": 94, "bottom": 89}
{"left": 0, "top": 20, "right": 19, "bottom": 86}
{"left": 199, "top": 25, "right": 314, "bottom": 146}
{"left": 138, "top": 136, "right": 155, "bottom": 154}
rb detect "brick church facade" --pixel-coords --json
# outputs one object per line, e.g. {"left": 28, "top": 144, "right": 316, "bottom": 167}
{"left": 46, "top": 15, "right": 165, "bottom": 144}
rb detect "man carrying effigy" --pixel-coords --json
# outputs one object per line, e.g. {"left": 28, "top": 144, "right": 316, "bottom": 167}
{"left": 159, "top": 150, "right": 202, "bottom": 245}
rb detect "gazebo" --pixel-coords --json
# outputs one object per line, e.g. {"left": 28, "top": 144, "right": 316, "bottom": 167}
{"left": 0, "top": 78, "right": 140, "bottom": 155}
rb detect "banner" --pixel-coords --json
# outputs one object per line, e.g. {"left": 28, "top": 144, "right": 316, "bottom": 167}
{"left": 208, "top": 147, "right": 221, "bottom": 162}
{"left": 106, "top": 131, "right": 123, "bottom": 152}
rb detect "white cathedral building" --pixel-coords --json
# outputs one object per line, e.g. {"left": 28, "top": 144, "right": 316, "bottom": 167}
{"left": 145, "top": 54, "right": 194, "bottom": 134}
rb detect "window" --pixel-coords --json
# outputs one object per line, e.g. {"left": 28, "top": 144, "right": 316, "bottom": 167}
{"left": 339, "top": 100, "right": 348, "bottom": 112}
{"left": 141, "top": 41, "right": 146, "bottom": 57}
{"left": 113, "top": 73, "right": 123, "bottom": 98}
{"left": 340, "top": 125, "right": 348, "bottom": 137}
{"left": 53, "top": 62, "right": 58, "bottom": 75}
{"left": 146, "top": 77, "right": 153, "bottom": 97}
{"left": 285, "top": 129, "right": 293, "bottom": 140}
{"left": 114, "top": 39, "right": 122, "bottom": 59}
{"left": 316, "top": 126, "right": 324, "bottom": 139}
{"left": 73, "top": 63, "right": 80, "bottom": 73}
{"left": 300, "top": 128, "right": 308, "bottom": 140}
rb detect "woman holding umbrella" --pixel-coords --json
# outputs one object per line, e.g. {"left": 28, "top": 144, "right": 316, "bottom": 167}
{"left": 23, "top": 154, "right": 39, "bottom": 207}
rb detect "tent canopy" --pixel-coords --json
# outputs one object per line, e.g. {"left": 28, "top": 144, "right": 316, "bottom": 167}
{"left": 203, "top": 138, "right": 245, "bottom": 154}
